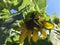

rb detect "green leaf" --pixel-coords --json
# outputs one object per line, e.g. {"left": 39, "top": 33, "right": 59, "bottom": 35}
{"left": 44, "top": 14, "right": 50, "bottom": 21}
{"left": 32, "top": 0, "right": 46, "bottom": 10}
{"left": 13, "top": 35, "right": 19, "bottom": 41}
{"left": 0, "top": 0, "right": 11, "bottom": 10}
{"left": 7, "top": 37, "right": 12, "bottom": 42}
{"left": 1, "top": 14, "right": 10, "bottom": 19}
{"left": 2, "top": 8, "right": 10, "bottom": 13}
{"left": 51, "top": 13, "right": 57, "bottom": 21}
{"left": 10, "top": 0, "right": 23, "bottom": 10}
{"left": 1, "top": 8, "right": 11, "bottom": 19}
{"left": 0, "top": 1, "right": 5, "bottom": 10}
{"left": 12, "top": 0, "right": 19, "bottom": 6}
{"left": 18, "top": 0, "right": 34, "bottom": 10}
{"left": 38, "top": 0, "right": 46, "bottom": 9}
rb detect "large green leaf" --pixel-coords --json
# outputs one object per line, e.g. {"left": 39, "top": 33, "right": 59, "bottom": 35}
{"left": 44, "top": 13, "right": 50, "bottom": 21}
{"left": 0, "top": 0, "right": 23, "bottom": 11}
{"left": 18, "top": 0, "right": 34, "bottom": 10}
{"left": 38, "top": 0, "right": 46, "bottom": 9}
{"left": 0, "top": 0, "right": 6, "bottom": 10}
{"left": 32, "top": 0, "right": 46, "bottom": 11}
{"left": 1, "top": 8, "right": 11, "bottom": 19}
{"left": 10, "top": 0, "right": 23, "bottom": 10}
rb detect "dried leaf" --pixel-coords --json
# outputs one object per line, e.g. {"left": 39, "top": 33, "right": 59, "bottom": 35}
{"left": 27, "top": 30, "right": 32, "bottom": 43}
{"left": 19, "top": 30, "right": 28, "bottom": 43}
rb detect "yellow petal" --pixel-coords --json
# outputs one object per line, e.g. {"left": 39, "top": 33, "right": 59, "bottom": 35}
{"left": 15, "top": 21, "right": 24, "bottom": 31}
{"left": 19, "top": 30, "right": 28, "bottom": 43}
{"left": 19, "top": 21, "right": 28, "bottom": 30}
{"left": 19, "top": 20, "right": 24, "bottom": 26}
{"left": 33, "top": 27, "right": 38, "bottom": 30}
{"left": 19, "top": 21, "right": 25, "bottom": 30}
{"left": 58, "top": 17, "right": 60, "bottom": 21}
{"left": 27, "top": 30, "right": 32, "bottom": 43}
{"left": 38, "top": 16, "right": 45, "bottom": 22}
{"left": 58, "top": 22, "right": 60, "bottom": 27}
{"left": 40, "top": 29, "right": 47, "bottom": 38}
{"left": 32, "top": 30, "right": 39, "bottom": 42}
{"left": 44, "top": 22, "right": 54, "bottom": 29}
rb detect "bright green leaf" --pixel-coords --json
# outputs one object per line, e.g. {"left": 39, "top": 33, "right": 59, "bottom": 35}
{"left": 1, "top": 8, "right": 11, "bottom": 19}
{"left": 13, "top": 35, "right": 19, "bottom": 41}
{"left": 51, "top": 13, "right": 57, "bottom": 21}
{"left": 12, "top": 0, "right": 18, "bottom": 6}
{"left": 18, "top": 0, "right": 34, "bottom": 10}
{"left": 44, "top": 13, "right": 50, "bottom": 21}
{"left": 32, "top": 0, "right": 46, "bottom": 10}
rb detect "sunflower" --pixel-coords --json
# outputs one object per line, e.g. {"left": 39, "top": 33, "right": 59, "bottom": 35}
{"left": 19, "top": 20, "right": 48, "bottom": 43}
{"left": 17, "top": 11, "right": 49, "bottom": 43}
{"left": 19, "top": 20, "right": 39, "bottom": 43}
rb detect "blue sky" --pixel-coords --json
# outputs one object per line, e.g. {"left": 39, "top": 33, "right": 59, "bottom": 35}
{"left": 46, "top": 0, "right": 60, "bottom": 17}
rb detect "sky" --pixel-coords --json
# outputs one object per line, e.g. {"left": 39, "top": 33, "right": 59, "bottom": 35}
{"left": 46, "top": 0, "right": 60, "bottom": 17}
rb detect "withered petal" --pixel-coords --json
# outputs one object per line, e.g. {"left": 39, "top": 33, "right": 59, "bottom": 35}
{"left": 32, "top": 30, "right": 39, "bottom": 42}
{"left": 19, "top": 29, "right": 28, "bottom": 43}
{"left": 27, "top": 30, "right": 32, "bottom": 43}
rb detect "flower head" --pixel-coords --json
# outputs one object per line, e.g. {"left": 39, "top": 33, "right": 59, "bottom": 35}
{"left": 17, "top": 11, "right": 53, "bottom": 43}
